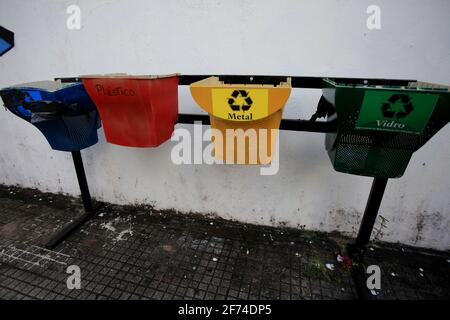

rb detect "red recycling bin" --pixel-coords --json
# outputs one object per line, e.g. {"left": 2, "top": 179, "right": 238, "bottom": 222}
{"left": 81, "top": 74, "right": 179, "bottom": 147}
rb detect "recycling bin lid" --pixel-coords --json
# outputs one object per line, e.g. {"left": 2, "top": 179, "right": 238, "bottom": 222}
{"left": 190, "top": 76, "right": 292, "bottom": 122}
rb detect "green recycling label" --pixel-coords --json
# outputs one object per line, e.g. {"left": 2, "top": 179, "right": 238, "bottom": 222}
{"left": 355, "top": 91, "right": 439, "bottom": 133}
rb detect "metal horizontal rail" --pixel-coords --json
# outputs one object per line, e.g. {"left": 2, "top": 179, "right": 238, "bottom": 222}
{"left": 53, "top": 74, "right": 409, "bottom": 133}
{"left": 176, "top": 113, "right": 337, "bottom": 133}
{"left": 180, "top": 75, "right": 415, "bottom": 88}
{"left": 55, "top": 75, "right": 416, "bottom": 88}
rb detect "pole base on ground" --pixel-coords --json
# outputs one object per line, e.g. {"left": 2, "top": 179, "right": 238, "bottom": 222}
{"left": 45, "top": 205, "right": 102, "bottom": 249}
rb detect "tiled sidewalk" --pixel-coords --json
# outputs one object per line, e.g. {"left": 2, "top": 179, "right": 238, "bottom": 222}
{"left": 0, "top": 185, "right": 448, "bottom": 300}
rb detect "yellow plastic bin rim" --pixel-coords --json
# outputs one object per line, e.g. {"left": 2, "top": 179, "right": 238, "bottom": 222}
{"left": 190, "top": 76, "right": 292, "bottom": 121}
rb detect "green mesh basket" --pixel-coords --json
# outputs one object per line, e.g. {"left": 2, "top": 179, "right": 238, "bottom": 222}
{"left": 323, "top": 79, "right": 450, "bottom": 178}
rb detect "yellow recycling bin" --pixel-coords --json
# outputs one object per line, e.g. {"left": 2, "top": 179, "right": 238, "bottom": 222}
{"left": 190, "top": 76, "right": 291, "bottom": 164}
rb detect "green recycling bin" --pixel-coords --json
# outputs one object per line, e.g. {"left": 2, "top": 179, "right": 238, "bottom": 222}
{"left": 322, "top": 79, "right": 450, "bottom": 178}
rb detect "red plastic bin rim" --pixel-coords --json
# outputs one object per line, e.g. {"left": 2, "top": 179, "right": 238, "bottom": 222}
{"left": 80, "top": 73, "right": 179, "bottom": 80}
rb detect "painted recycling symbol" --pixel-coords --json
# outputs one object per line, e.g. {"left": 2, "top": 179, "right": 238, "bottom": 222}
{"left": 381, "top": 94, "right": 414, "bottom": 119}
{"left": 228, "top": 90, "right": 253, "bottom": 112}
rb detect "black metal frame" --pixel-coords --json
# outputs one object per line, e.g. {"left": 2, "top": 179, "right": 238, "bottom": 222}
{"left": 49, "top": 75, "right": 393, "bottom": 265}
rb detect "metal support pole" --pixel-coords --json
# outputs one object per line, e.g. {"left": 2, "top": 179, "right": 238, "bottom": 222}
{"left": 71, "top": 151, "right": 94, "bottom": 213}
{"left": 45, "top": 151, "right": 97, "bottom": 249}
{"left": 348, "top": 177, "right": 388, "bottom": 261}
{"left": 346, "top": 177, "right": 388, "bottom": 300}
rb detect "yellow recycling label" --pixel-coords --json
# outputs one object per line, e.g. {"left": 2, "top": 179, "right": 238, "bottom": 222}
{"left": 211, "top": 88, "right": 269, "bottom": 121}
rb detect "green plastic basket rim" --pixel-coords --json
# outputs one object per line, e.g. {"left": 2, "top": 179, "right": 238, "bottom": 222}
{"left": 323, "top": 78, "right": 449, "bottom": 93}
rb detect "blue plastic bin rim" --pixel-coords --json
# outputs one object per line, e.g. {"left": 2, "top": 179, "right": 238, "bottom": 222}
{"left": 323, "top": 78, "right": 450, "bottom": 92}
{"left": 0, "top": 81, "right": 101, "bottom": 152}
{"left": 1, "top": 80, "right": 81, "bottom": 93}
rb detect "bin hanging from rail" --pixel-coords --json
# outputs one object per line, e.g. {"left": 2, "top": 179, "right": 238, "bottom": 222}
{"left": 322, "top": 79, "right": 450, "bottom": 178}
{"left": 190, "top": 76, "right": 291, "bottom": 164}
{"left": 0, "top": 81, "right": 101, "bottom": 152}
{"left": 81, "top": 74, "right": 179, "bottom": 148}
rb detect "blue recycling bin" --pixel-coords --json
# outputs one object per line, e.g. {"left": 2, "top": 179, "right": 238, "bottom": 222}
{"left": 0, "top": 81, "right": 101, "bottom": 151}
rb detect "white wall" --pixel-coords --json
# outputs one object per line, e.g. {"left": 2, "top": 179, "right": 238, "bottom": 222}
{"left": 0, "top": 0, "right": 449, "bottom": 250}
